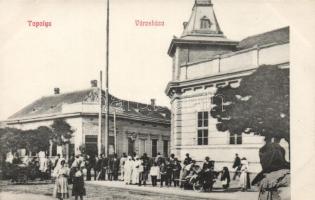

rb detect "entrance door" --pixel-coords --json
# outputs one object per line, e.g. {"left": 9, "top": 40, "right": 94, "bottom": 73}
{"left": 128, "top": 138, "right": 135, "bottom": 156}
{"left": 85, "top": 135, "right": 98, "bottom": 157}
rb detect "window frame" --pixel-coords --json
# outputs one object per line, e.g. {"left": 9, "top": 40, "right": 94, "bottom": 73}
{"left": 200, "top": 16, "right": 212, "bottom": 29}
{"left": 197, "top": 111, "right": 209, "bottom": 145}
{"left": 229, "top": 133, "right": 242, "bottom": 145}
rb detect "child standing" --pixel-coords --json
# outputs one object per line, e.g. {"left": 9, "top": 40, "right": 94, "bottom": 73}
{"left": 159, "top": 162, "right": 167, "bottom": 187}
{"left": 149, "top": 162, "right": 160, "bottom": 187}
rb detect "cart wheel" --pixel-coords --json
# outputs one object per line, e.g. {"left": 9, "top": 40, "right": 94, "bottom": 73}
{"left": 193, "top": 181, "right": 203, "bottom": 192}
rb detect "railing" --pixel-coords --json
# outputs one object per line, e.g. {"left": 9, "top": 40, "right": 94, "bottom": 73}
{"left": 178, "top": 42, "right": 289, "bottom": 81}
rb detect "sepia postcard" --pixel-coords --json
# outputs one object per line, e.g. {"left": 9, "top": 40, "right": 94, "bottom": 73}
{"left": 0, "top": 0, "right": 314, "bottom": 200}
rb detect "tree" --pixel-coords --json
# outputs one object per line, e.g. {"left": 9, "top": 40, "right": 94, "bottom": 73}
{"left": 50, "top": 119, "right": 74, "bottom": 158}
{"left": 27, "top": 126, "right": 53, "bottom": 154}
{"left": 0, "top": 126, "right": 53, "bottom": 158}
{"left": 0, "top": 128, "right": 22, "bottom": 156}
{"left": 210, "top": 65, "right": 289, "bottom": 143}
{"left": 51, "top": 119, "right": 73, "bottom": 145}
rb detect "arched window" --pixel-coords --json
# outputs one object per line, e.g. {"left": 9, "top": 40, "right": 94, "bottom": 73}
{"left": 200, "top": 16, "right": 211, "bottom": 29}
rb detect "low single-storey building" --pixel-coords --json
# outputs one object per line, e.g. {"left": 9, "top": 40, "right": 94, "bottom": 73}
{"left": 5, "top": 81, "right": 171, "bottom": 158}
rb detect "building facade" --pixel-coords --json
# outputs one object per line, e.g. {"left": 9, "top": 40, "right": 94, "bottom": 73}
{"left": 5, "top": 81, "right": 171, "bottom": 158}
{"left": 165, "top": 0, "right": 289, "bottom": 173}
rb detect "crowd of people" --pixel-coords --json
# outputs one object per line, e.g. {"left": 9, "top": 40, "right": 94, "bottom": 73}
{"left": 7, "top": 151, "right": 252, "bottom": 199}
{"left": 79, "top": 152, "right": 251, "bottom": 191}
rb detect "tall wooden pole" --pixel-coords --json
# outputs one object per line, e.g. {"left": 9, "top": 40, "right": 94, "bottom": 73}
{"left": 114, "top": 110, "right": 117, "bottom": 154}
{"left": 98, "top": 70, "right": 103, "bottom": 156}
{"left": 104, "top": 0, "right": 110, "bottom": 156}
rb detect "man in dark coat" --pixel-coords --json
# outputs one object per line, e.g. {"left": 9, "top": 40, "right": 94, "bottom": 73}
{"left": 141, "top": 153, "right": 151, "bottom": 185}
{"left": 96, "top": 154, "right": 105, "bottom": 180}
{"left": 183, "top": 153, "right": 192, "bottom": 165}
{"left": 102, "top": 155, "right": 109, "bottom": 180}
{"left": 202, "top": 157, "right": 215, "bottom": 191}
{"left": 202, "top": 156, "right": 213, "bottom": 170}
{"left": 232, "top": 153, "right": 241, "bottom": 180}
{"left": 108, "top": 154, "right": 120, "bottom": 181}
{"left": 95, "top": 154, "right": 101, "bottom": 180}
{"left": 172, "top": 158, "right": 181, "bottom": 187}
{"left": 85, "top": 155, "right": 92, "bottom": 181}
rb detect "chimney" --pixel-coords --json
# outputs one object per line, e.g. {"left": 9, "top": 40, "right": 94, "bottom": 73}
{"left": 90, "top": 80, "right": 97, "bottom": 87}
{"left": 54, "top": 87, "right": 60, "bottom": 95}
{"left": 150, "top": 98, "right": 156, "bottom": 109}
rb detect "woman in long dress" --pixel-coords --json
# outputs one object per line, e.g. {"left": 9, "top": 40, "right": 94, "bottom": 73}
{"left": 132, "top": 156, "right": 141, "bottom": 185}
{"left": 54, "top": 159, "right": 70, "bottom": 200}
{"left": 239, "top": 158, "right": 251, "bottom": 191}
{"left": 124, "top": 156, "right": 133, "bottom": 184}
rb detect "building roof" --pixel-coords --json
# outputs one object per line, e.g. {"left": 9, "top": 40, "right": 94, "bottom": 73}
{"left": 168, "top": 0, "right": 239, "bottom": 57}
{"left": 181, "top": 0, "right": 223, "bottom": 37}
{"left": 7, "top": 88, "right": 171, "bottom": 123}
{"left": 237, "top": 26, "right": 289, "bottom": 50}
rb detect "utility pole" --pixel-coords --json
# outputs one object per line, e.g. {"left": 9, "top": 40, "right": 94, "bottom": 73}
{"left": 98, "top": 70, "right": 103, "bottom": 156}
{"left": 104, "top": 0, "right": 110, "bottom": 156}
{"left": 114, "top": 110, "right": 117, "bottom": 154}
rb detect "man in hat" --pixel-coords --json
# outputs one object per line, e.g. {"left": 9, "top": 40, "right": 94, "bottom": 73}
{"left": 232, "top": 153, "right": 241, "bottom": 180}
{"left": 183, "top": 153, "right": 192, "bottom": 165}
{"left": 108, "top": 154, "right": 120, "bottom": 181}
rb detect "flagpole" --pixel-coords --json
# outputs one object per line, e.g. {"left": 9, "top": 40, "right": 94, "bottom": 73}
{"left": 98, "top": 70, "right": 102, "bottom": 156}
{"left": 104, "top": 0, "right": 110, "bottom": 157}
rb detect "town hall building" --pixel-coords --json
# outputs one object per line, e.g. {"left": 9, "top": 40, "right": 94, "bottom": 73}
{"left": 165, "top": 0, "right": 289, "bottom": 174}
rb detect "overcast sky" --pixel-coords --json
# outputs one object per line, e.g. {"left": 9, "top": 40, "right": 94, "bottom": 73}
{"left": 0, "top": 0, "right": 314, "bottom": 120}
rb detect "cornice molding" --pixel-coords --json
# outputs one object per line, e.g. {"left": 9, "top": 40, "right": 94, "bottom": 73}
{"left": 5, "top": 112, "right": 171, "bottom": 126}
{"left": 165, "top": 62, "right": 289, "bottom": 98}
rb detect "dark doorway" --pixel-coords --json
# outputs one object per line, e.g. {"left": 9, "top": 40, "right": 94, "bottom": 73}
{"left": 85, "top": 135, "right": 98, "bottom": 157}
{"left": 163, "top": 140, "right": 168, "bottom": 157}
{"left": 152, "top": 139, "right": 158, "bottom": 157}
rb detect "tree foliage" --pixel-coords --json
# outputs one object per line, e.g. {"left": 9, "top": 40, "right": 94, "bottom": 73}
{"left": 29, "top": 126, "right": 53, "bottom": 152}
{"left": 50, "top": 119, "right": 74, "bottom": 145}
{"left": 0, "top": 128, "right": 22, "bottom": 154}
{"left": 210, "top": 65, "right": 289, "bottom": 143}
{"left": 0, "top": 126, "right": 53, "bottom": 154}
{"left": 0, "top": 119, "right": 73, "bottom": 160}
